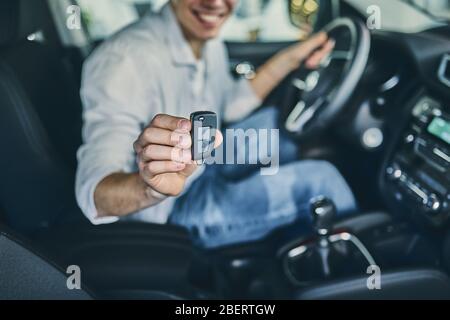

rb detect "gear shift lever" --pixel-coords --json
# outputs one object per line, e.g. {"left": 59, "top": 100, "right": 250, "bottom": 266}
{"left": 310, "top": 196, "right": 337, "bottom": 278}
{"left": 311, "top": 196, "right": 336, "bottom": 237}
{"left": 282, "top": 197, "right": 376, "bottom": 285}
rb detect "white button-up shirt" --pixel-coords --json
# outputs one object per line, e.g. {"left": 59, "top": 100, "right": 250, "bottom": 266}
{"left": 76, "top": 4, "right": 261, "bottom": 225}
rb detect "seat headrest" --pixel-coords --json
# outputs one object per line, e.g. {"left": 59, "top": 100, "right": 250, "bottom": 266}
{"left": 0, "top": 0, "right": 42, "bottom": 48}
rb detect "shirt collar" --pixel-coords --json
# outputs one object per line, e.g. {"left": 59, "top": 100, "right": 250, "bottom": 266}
{"left": 161, "top": 3, "right": 204, "bottom": 67}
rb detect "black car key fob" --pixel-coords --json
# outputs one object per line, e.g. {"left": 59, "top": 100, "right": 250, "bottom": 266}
{"left": 190, "top": 111, "right": 217, "bottom": 163}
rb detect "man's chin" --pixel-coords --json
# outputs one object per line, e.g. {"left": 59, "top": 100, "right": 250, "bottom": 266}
{"left": 196, "top": 31, "right": 220, "bottom": 41}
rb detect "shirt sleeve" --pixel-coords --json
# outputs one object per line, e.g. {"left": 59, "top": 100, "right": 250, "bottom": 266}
{"left": 218, "top": 43, "right": 262, "bottom": 124}
{"left": 75, "top": 44, "right": 158, "bottom": 225}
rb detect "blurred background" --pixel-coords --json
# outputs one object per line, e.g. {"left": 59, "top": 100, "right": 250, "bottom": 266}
{"left": 73, "top": 0, "right": 450, "bottom": 44}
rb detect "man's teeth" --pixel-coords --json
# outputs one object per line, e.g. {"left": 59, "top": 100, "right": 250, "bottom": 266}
{"left": 198, "top": 13, "right": 220, "bottom": 23}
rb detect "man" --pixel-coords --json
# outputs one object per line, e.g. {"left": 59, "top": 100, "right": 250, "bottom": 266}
{"left": 76, "top": 0, "right": 356, "bottom": 249}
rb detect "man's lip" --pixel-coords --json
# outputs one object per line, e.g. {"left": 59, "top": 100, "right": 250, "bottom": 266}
{"left": 192, "top": 9, "right": 226, "bottom": 26}
{"left": 192, "top": 8, "right": 227, "bottom": 17}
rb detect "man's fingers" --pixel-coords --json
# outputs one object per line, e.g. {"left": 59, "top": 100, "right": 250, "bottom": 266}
{"left": 151, "top": 114, "right": 191, "bottom": 132}
{"left": 305, "top": 31, "right": 328, "bottom": 50}
{"left": 143, "top": 161, "right": 187, "bottom": 178}
{"left": 305, "top": 39, "right": 335, "bottom": 69}
{"left": 296, "top": 31, "right": 328, "bottom": 60}
{"left": 133, "top": 140, "right": 143, "bottom": 154}
{"left": 180, "top": 163, "right": 198, "bottom": 178}
{"left": 141, "top": 144, "right": 192, "bottom": 163}
{"left": 214, "top": 130, "right": 224, "bottom": 149}
{"left": 136, "top": 127, "right": 191, "bottom": 150}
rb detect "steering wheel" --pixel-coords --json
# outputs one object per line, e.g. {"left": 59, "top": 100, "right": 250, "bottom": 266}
{"left": 281, "top": 17, "right": 371, "bottom": 140}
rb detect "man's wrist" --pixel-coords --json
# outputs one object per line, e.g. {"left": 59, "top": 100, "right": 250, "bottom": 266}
{"left": 250, "top": 48, "right": 302, "bottom": 101}
{"left": 135, "top": 174, "right": 168, "bottom": 207}
{"left": 278, "top": 49, "right": 302, "bottom": 73}
{"left": 263, "top": 52, "right": 297, "bottom": 82}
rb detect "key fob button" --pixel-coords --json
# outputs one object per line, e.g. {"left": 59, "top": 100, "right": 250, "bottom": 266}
{"left": 190, "top": 111, "right": 218, "bottom": 162}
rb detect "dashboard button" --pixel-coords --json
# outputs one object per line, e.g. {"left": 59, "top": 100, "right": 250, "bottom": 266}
{"left": 404, "top": 133, "right": 415, "bottom": 144}
{"left": 426, "top": 194, "right": 441, "bottom": 213}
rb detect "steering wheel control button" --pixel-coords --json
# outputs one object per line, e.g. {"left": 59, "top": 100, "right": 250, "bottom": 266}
{"left": 304, "top": 71, "right": 320, "bottom": 92}
{"left": 292, "top": 78, "right": 307, "bottom": 91}
{"left": 292, "top": 71, "right": 320, "bottom": 93}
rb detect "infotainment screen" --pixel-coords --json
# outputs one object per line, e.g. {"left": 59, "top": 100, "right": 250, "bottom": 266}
{"left": 428, "top": 117, "right": 450, "bottom": 145}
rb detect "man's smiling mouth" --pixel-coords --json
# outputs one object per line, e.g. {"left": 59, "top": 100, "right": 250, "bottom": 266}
{"left": 192, "top": 9, "right": 226, "bottom": 26}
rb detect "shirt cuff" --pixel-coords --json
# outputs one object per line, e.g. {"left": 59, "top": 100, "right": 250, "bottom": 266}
{"left": 77, "top": 168, "right": 121, "bottom": 225}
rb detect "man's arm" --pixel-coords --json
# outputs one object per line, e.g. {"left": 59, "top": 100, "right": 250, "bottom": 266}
{"left": 250, "top": 32, "right": 335, "bottom": 101}
{"left": 94, "top": 173, "right": 160, "bottom": 218}
{"left": 92, "top": 114, "right": 194, "bottom": 218}
{"left": 93, "top": 114, "right": 224, "bottom": 219}
{"left": 221, "top": 32, "right": 334, "bottom": 123}
{"left": 76, "top": 46, "right": 177, "bottom": 223}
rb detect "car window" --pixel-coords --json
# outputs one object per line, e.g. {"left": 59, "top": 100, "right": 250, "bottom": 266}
{"left": 222, "top": 0, "right": 308, "bottom": 42}
{"left": 345, "top": 0, "right": 446, "bottom": 33}
{"left": 403, "top": 0, "right": 450, "bottom": 21}
{"left": 75, "top": 0, "right": 309, "bottom": 42}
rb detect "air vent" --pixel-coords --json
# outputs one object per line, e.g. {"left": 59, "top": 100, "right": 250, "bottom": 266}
{"left": 438, "top": 54, "right": 450, "bottom": 88}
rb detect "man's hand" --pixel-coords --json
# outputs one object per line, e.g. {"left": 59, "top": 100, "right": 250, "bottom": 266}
{"left": 250, "top": 32, "right": 335, "bottom": 101}
{"left": 134, "top": 114, "right": 222, "bottom": 197}
{"left": 283, "top": 32, "right": 335, "bottom": 70}
{"left": 94, "top": 114, "right": 223, "bottom": 219}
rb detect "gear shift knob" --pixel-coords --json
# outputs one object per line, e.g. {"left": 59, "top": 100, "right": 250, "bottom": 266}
{"left": 311, "top": 196, "right": 336, "bottom": 236}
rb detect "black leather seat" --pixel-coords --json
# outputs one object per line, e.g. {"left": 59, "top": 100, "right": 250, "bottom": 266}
{"left": 0, "top": 0, "right": 85, "bottom": 233}
{"left": 0, "top": 228, "right": 93, "bottom": 300}
{"left": 37, "top": 222, "right": 206, "bottom": 298}
{"left": 0, "top": 227, "right": 188, "bottom": 300}
{"left": 0, "top": 0, "right": 201, "bottom": 298}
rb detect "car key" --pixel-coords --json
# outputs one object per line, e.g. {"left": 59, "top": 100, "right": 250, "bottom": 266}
{"left": 190, "top": 111, "right": 217, "bottom": 163}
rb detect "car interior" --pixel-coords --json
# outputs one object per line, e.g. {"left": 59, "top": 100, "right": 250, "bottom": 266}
{"left": 0, "top": 0, "right": 450, "bottom": 300}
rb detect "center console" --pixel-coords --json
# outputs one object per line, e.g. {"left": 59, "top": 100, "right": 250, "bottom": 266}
{"left": 278, "top": 197, "right": 376, "bottom": 286}
{"left": 383, "top": 96, "right": 450, "bottom": 227}
{"left": 208, "top": 97, "right": 450, "bottom": 298}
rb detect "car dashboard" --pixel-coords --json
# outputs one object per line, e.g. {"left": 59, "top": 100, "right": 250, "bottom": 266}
{"left": 382, "top": 95, "right": 450, "bottom": 228}
{"left": 375, "top": 26, "right": 450, "bottom": 230}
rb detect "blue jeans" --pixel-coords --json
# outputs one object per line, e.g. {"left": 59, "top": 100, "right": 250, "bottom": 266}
{"left": 169, "top": 107, "right": 357, "bottom": 249}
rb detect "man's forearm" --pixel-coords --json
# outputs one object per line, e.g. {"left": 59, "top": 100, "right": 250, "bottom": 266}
{"left": 250, "top": 33, "right": 332, "bottom": 101}
{"left": 250, "top": 51, "right": 297, "bottom": 101}
{"left": 94, "top": 172, "right": 163, "bottom": 218}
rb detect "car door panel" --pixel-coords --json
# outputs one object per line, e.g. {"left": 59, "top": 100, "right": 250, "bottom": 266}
{"left": 225, "top": 41, "right": 296, "bottom": 68}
